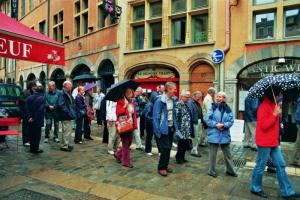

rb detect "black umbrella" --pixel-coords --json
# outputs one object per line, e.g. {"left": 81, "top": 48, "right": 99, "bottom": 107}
{"left": 248, "top": 75, "right": 274, "bottom": 99}
{"left": 272, "top": 73, "right": 300, "bottom": 91}
{"left": 248, "top": 73, "right": 300, "bottom": 104}
{"left": 73, "top": 73, "right": 97, "bottom": 82}
{"left": 104, "top": 80, "right": 140, "bottom": 101}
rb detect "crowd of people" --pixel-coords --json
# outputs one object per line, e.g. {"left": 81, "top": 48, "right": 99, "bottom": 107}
{"left": 18, "top": 79, "right": 300, "bottom": 199}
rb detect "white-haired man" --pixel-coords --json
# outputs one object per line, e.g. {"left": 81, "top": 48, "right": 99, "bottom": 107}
{"left": 202, "top": 87, "right": 216, "bottom": 146}
{"left": 56, "top": 81, "right": 76, "bottom": 152}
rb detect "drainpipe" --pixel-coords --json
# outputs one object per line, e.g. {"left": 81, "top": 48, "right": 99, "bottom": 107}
{"left": 223, "top": 0, "right": 231, "bottom": 54}
{"left": 219, "top": 0, "right": 238, "bottom": 91}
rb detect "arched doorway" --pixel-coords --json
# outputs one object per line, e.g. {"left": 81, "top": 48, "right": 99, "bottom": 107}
{"left": 128, "top": 65, "right": 180, "bottom": 96}
{"left": 50, "top": 68, "right": 66, "bottom": 90}
{"left": 19, "top": 75, "right": 24, "bottom": 89}
{"left": 98, "top": 59, "right": 115, "bottom": 91}
{"left": 190, "top": 63, "right": 215, "bottom": 98}
{"left": 39, "top": 71, "right": 46, "bottom": 88}
{"left": 27, "top": 73, "right": 36, "bottom": 82}
{"left": 70, "top": 64, "right": 91, "bottom": 79}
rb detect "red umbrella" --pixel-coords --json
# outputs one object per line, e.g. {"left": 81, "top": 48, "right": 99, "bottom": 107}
{"left": 0, "top": 12, "right": 64, "bottom": 65}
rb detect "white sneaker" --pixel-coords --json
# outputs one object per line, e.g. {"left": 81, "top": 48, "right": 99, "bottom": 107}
{"left": 145, "top": 152, "right": 153, "bottom": 156}
{"left": 108, "top": 150, "right": 114, "bottom": 155}
{"left": 172, "top": 142, "right": 178, "bottom": 148}
{"left": 44, "top": 138, "right": 49, "bottom": 143}
{"left": 54, "top": 138, "right": 60, "bottom": 143}
{"left": 24, "top": 142, "right": 30, "bottom": 147}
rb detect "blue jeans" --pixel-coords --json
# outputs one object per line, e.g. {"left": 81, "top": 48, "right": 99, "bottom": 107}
{"left": 251, "top": 147, "right": 295, "bottom": 197}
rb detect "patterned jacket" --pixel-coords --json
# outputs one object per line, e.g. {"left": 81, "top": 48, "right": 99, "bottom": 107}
{"left": 175, "top": 101, "right": 193, "bottom": 140}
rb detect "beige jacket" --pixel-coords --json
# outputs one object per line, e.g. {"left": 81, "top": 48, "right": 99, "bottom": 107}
{"left": 203, "top": 94, "right": 214, "bottom": 122}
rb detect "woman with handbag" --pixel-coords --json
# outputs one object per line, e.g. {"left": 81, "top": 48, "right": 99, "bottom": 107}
{"left": 74, "top": 86, "right": 87, "bottom": 144}
{"left": 114, "top": 88, "right": 137, "bottom": 168}
{"left": 175, "top": 90, "right": 193, "bottom": 164}
{"left": 206, "top": 91, "right": 237, "bottom": 178}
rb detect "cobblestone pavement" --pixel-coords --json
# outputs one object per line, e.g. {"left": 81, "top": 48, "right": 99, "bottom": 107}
{"left": 0, "top": 123, "right": 299, "bottom": 200}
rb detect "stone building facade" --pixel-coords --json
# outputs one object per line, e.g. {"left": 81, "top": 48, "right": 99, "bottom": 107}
{"left": 118, "top": 0, "right": 300, "bottom": 118}
{"left": 12, "top": 0, "right": 300, "bottom": 118}
{"left": 16, "top": 0, "right": 120, "bottom": 90}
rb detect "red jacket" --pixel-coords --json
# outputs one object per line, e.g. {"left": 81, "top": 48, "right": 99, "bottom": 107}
{"left": 255, "top": 97, "right": 279, "bottom": 147}
{"left": 116, "top": 98, "right": 138, "bottom": 129}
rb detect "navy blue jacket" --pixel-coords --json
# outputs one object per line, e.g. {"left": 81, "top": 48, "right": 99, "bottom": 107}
{"left": 244, "top": 96, "right": 260, "bottom": 122}
{"left": 26, "top": 91, "right": 47, "bottom": 127}
{"left": 56, "top": 89, "right": 76, "bottom": 121}
{"left": 75, "top": 94, "right": 87, "bottom": 118}
{"left": 187, "top": 98, "right": 204, "bottom": 124}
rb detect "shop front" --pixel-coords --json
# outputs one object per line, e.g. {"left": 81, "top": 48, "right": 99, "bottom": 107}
{"left": 237, "top": 57, "right": 300, "bottom": 142}
{"left": 130, "top": 66, "right": 180, "bottom": 96}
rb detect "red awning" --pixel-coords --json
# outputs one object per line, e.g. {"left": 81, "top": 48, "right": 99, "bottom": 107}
{"left": 0, "top": 12, "right": 64, "bottom": 65}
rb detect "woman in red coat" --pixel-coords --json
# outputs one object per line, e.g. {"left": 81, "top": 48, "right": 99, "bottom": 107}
{"left": 250, "top": 88, "right": 299, "bottom": 199}
{"left": 114, "top": 88, "right": 137, "bottom": 168}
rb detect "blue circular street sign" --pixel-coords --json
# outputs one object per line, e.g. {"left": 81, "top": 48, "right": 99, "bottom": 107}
{"left": 211, "top": 49, "right": 225, "bottom": 63}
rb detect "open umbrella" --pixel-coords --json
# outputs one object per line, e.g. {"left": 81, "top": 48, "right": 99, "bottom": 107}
{"left": 248, "top": 75, "right": 274, "bottom": 99}
{"left": 248, "top": 73, "right": 300, "bottom": 103}
{"left": 84, "top": 83, "right": 97, "bottom": 92}
{"left": 272, "top": 73, "right": 300, "bottom": 91}
{"left": 104, "top": 80, "right": 140, "bottom": 102}
{"left": 73, "top": 74, "right": 97, "bottom": 82}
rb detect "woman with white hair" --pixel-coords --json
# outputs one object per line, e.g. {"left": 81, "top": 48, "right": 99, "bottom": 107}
{"left": 174, "top": 90, "right": 193, "bottom": 164}
{"left": 206, "top": 91, "right": 237, "bottom": 178}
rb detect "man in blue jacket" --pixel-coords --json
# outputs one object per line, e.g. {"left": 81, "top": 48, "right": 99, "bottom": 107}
{"left": 56, "top": 81, "right": 76, "bottom": 152}
{"left": 292, "top": 94, "right": 300, "bottom": 167}
{"left": 153, "top": 82, "right": 178, "bottom": 176}
{"left": 243, "top": 96, "right": 260, "bottom": 151}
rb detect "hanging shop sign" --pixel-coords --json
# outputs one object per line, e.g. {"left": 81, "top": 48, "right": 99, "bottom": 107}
{"left": 11, "top": 0, "right": 18, "bottom": 19}
{"left": 134, "top": 68, "right": 176, "bottom": 79}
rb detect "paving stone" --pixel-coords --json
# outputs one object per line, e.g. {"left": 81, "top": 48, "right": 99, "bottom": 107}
{"left": 0, "top": 176, "right": 29, "bottom": 192}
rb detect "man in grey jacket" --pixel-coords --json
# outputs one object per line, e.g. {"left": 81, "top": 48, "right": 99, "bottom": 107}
{"left": 187, "top": 91, "right": 204, "bottom": 157}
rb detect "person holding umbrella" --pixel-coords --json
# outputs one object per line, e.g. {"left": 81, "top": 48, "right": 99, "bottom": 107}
{"left": 250, "top": 87, "right": 300, "bottom": 199}
{"left": 83, "top": 83, "right": 96, "bottom": 140}
{"left": 114, "top": 88, "right": 137, "bottom": 168}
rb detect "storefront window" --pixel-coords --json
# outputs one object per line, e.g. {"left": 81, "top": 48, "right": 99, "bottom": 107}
{"left": 192, "top": 0, "right": 208, "bottom": 10}
{"left": 133, "top": 25, "right": 144, "bottom": 50}
{"left": 133, "top": 5, "right": 145, "bottom": 21}
{"left": 172, "top": 0, "right": 186, "bottom": 14}
{"left": 150, "top": 22, "right": 162, "bottom": 48}
{"left": 254, "top": 12, "right": 275, "bottom": 40}
{"left": 253, "top": 0, "right": 276, "bottom": 5}
{"left": 150, "top": 1, "right": 162, "bottom": 18}
{"left": 172, "top": 17, "right": 186, "bottom": 45}
{"left": 191, "top": 14, "right": 208, "bottom": 43}
{"left": 285, "top": 8, "right": 300, "bottom": 37}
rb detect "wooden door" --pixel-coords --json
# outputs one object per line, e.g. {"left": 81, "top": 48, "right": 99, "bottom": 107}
{"left": 190, "top": 64, "right": 215, "bottom": 99}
